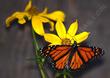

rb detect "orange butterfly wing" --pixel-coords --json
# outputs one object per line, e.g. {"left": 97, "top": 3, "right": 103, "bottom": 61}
{"left": 41, "top": 45, "right": 72, "bottom": 70}
{"left": 70, "top": 51, "right": 83, "bottom": 70}
{"left": 41, "top": 44, "right": 103, "bottom": 70}
{"left": 70, "top": 46, "right": 103, "bottom": 70}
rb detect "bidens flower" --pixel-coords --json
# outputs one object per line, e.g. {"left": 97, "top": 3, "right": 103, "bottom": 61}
{"left": 44, "top": 20, "right": 90, "bottom": 45}
{"left": 5, "top": 0, "right": 65, "bottom": 36}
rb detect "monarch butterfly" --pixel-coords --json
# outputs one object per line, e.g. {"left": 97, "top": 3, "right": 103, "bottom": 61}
{"left": 40, "top": 41, "right": 104, "bottom": 70}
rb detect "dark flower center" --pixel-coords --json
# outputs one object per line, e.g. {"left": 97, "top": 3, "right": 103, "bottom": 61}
{"left": 62, "top": 38, "right": 71, "bottom": 45}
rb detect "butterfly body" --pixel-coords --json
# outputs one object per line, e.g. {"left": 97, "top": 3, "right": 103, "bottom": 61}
{"left": 40, "top": 42, "right": 104, "bottom": 70}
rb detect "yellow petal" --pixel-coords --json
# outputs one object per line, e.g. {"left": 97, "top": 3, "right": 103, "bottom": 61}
{"left": 18, "top": 18, "right": 26, "bottom": 24}
{"left": 55, "top": 20, "right": 66, "bottom": 39}
{"left": 66, "top": 34, "right": 73, "bottom": 40}
{"left": 38, "top": 16, "right": 49, "bottom": 22}
{"left": 24, "top": 0, "right": 32, "bottom": 11}
{"left": 35, "top": 15, "right": 54, "bottom": 30}
{"left": 32, "top": 16, "right": 45, "bottom": 36}
{"left": 67, "top": 20, "right": 78, "bottom": 37}
{"left": 48, "top": 21, "right": 54, "bottom": 31}
{"left": 44, "top": 34, "right": 62, "bottom": 45}
{"left": 39, "top": 8, "right": 48, "bottom": 15}
{"left": 5, "top": 12, "right": 31, "bottom": 27}
{"left": 6, "top": 16, "right": 16, "bottom": 27}
{"left": 43, "top": 11, "right": 65, "bottom": 21}
{"left": 49, "top": 43, "right": 61, "bottom": 46}
{"left": 74, "top": 32, "right": 90, "bottom": 43}
{"left": 38, "top": 16, "right": 54, "bottom": 31}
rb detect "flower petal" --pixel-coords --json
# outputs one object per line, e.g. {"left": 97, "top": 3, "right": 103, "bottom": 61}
{"left": 67, "top": 20, "right": 78, "bottom": 37}
{"left": 18, "top": 18, "right": 26, "bottom": 24}
{"left": 24, "top": 0, "right": 32, "bottom": 11}
{"left": 39, "top": 8, "right": 48, "bottom": 16}
{"left": 41, "top": 18, "right": 54, "bottom": 31}
{"left": 38, "top": 16, "right": 49, "bottom": 22}
{"left": 43, "top": 11, "right": 65, "bottom": 21}
{"left": 44, "top": 34, "right": 62, "bottom": 45}
{"left": 66, "top": 34, "right": 73, "bottom": 40}
{"left": 38, "top": 16, "right": 55, "bottom": 31}
{"left": 6, "top": 16, "right": 16, "bottom": 27}
{"left": 55, "top": 20, "right": 66, "bottom": 39}
{"left": 5, "top": 12, "right": 31, "bottom": 27}
{"left": 32, "top": 16, "right": 45, "bottom": 36}
{"left": 74, "top": 32, "right": 90, "bottom": 43}
{"left": 48, "top": 21, "right": 54, "bottom": 31}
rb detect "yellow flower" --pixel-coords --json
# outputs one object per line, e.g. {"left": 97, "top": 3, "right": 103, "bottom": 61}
{"left": 44, "top": 20, "right": 90, "bottom": 45}
{"left": 5, "top": 0, "right": 65, "bottom": 36}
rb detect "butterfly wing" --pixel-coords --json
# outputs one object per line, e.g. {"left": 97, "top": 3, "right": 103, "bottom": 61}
{"left": 40, "top": 45, "right": 72, "bottom": 70}
{"left": 70, "top": 51, "right": 83, "bottom": 70}
{"left": 70, "top": 46, "right": 104, "bottom": 70}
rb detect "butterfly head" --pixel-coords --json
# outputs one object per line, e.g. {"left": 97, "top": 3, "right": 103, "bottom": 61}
{"left": 71, "top": 41, "right": 77, "bottom": 49}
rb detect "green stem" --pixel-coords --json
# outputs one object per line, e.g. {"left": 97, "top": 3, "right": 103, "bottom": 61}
{"left": 64, "top": 74, "right": 67, "bottom": 78}
{"left": 38, "top": 64, "right": 46, "bottom": 78}
{"left": 32, "top": 29, "right": 46, "bottom": 78}
{"left": 32, "top": 29, "right": 39, "bottom": 52}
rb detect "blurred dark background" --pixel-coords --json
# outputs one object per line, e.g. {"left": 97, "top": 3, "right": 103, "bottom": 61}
{"left": 0, "top": 0, "right": 110, "bottom": 78}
